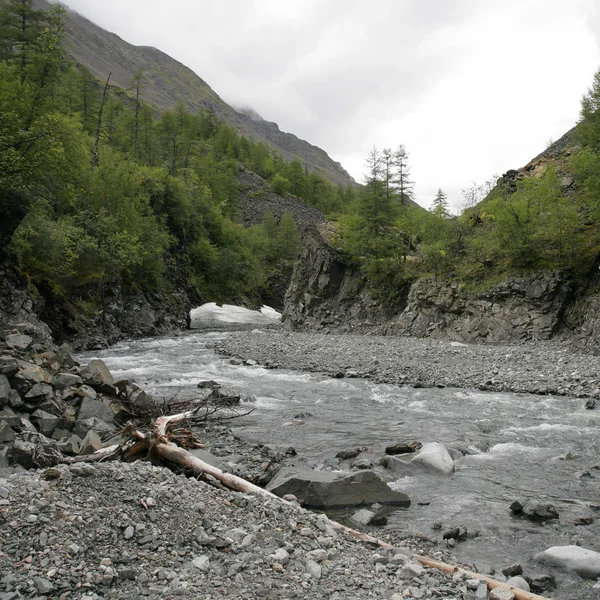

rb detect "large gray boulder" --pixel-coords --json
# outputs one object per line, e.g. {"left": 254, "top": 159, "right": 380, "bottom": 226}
{"left": 382, "top": 442, "right": 455, "bottom": 476}
{"left": 266, "top": 467, "right": 410, "bottom": 509}
{"left": 77, "top": 397, "right": 114, "bottom": 425}
{"left": 534, "top": 545, "right": 600, "bottom": 579}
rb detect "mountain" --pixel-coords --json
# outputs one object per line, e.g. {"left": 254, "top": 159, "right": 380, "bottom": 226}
{"left": 34, "top": 0, "right": 356, "bottom": 188}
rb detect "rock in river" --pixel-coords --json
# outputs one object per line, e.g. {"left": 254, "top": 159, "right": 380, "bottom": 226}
{"left": 266, "top": 467, "right": 410, "bottom": 509}
{"left": 534, "top": 545, "right": 600, "bottom": 579}
{"left": 382, "top": 442, "right": 455, "bottom": 476}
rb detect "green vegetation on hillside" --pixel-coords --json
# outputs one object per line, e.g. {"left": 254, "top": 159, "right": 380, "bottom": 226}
{"left": 0, "top": 1, "right": 351, "bottom": 311}
{"left": 334, "top": 73, "right": 600, "bottom": 299}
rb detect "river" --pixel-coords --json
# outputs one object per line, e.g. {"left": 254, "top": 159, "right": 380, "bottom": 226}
{"left": 82, "top": 330, "right": 600, "bottom": 598}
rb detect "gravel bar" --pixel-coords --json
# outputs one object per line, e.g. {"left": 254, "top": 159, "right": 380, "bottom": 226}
{"left": 213, "top": 331, "right": 600, "bottom": 399}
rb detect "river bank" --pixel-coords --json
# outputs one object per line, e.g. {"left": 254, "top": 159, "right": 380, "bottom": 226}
{"left": 212, "top": 331, "right": 600, "bottom": 399}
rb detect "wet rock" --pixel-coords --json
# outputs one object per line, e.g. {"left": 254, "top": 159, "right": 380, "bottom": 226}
{"left": 335, "top": 448, "right": 361, "bottom": 460}
{"left": 534, "top": 545, "right": 600, "bottom": 579}
{"left": 349, "top": 508, "right": 387, "bottom": 527}
{"left": 529, "top": 573, "right": 556, "bottom": 593}
{"left": 585, "top": 398, "right": 596, "bottom": 409}
{"left": 382, "top": 442, "right": 455, "bottom": 475}
{"left": 385, "top": 441, "right": 421, "bottom": 455}
{"left": 505, "top": 576, "right": 530, "bottom": 592}
{"left": 521, "top": 501, "right": 559, "bottom": 521}
{"left": 266, "top": 467, "right": 410, "bottom": 509}
{"left": 509, "top": 500, "right": 523, "bottom": 513}
{"left": 350, "top": 457, "right": 373, "bottom": 470}
{"left": 501, "top": 563, "right": 522, "bottom": 577}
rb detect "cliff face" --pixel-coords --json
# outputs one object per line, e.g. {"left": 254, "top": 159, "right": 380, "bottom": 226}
{"left": 283, "top": 226, "right": 600, "bottom": 349}
{"left": 283, "top": 225, "right": 409, "bottom": 333}
{"left": 33, "top": 0, "right": 355, "bottom": 188}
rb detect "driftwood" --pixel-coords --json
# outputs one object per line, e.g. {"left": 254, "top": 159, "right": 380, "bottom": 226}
{"left": 77, "top": 409, "right": 555, "bottom": 600}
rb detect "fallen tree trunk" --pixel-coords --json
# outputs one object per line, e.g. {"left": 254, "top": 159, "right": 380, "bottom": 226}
{"left": 78, "top": 410, "right": 555, "bottom": 600}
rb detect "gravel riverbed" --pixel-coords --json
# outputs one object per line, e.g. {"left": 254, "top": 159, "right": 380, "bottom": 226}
{"left": 213, "top": 331, "right": 600, "bottom": 399}
{"left": 1, "top": 460, "right": 483, "bottom": 600}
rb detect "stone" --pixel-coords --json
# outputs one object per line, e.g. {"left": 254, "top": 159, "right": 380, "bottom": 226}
{"left": 0, "top": 356, "right": 19, "bottom": 377}
{"left": 80, "top": 430, "right": 103, "bottom": 455}
{"left": 73, "top": 417, "right": 115, "bottom": 438}
{"left": 266, "top": 467, "right": 410, "bottom": 509}
{"left": 501, "top": 563, "right": 522, "bottom": 577}
{"left": 381, "top": 442, "right": 455, "bottom": 475}
{"left": 191, "top": 555, "right": 210, "bottom": 572}
{"left": 0, "top": 374, "right": 10, "bottom": 404}
{"left": 6, "top": 334, "right": 33, "bottom": 350}
{"left": 13, "top": 361, "right": 53, "bottom": 390}
{"left": 79, "top": 359, "right": 115, "bottom": 386}
{"left": 32, "top": 577, "right": 54, "bottom": 594}
{"left": 0, "top": 421, "right": 16, "bottom": 443}
{"left": 0, "top": 408, "right": 19, "bottom": 427}
{"left": 521, "top": 501, "right": 559, "bottom": 521}
{"left": 188, "top": 448, "right": 228, "bottom": 471}
{"left": 335, "top": 448, "right": 361, "bottom": 460}
{"left": 53, "top": 372, "right": 83, "bottom": 389}
{"left": 58, "top": 434, "right": 82, "bottom": 455}
{"left": 10, "top": 439, "right": 36, "bottom": 469}
{"left": 349, "top": 508, "right": 387, "bottom": 527}
{"left": 534, "top": 545, "right": 600, "bottom": 579}
{"left": 489, "top": 589, "right": 514, "bottom": 600}
{"left": 24, "top": 382, "right": 53, "bottom": 399}
{"left": 350, "top": 458, "right": 373, "bottom": 470}
{"left": 30, "top": 409, "right": 62, "bottom": 436}
{"left": 505, "top": 576, "right": 530, "bottom": 592}
{"left": 529, "top": 573, "right": 555, "bottom": 593}
{"left": 385, "top": 441, "right": 420, "bottom": 455}
{"left": 77, "top": 397, "right": 114, "bottom": 425}
{"left": 305, "top": 559, "right": 322, "bottom": 579}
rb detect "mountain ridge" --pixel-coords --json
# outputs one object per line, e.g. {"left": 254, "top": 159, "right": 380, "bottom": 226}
{"left": 34, "top": 0, "right": 356, "bottom": 188}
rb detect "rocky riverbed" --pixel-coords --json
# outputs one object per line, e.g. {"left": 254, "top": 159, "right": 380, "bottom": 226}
{"left": 212, "top": 331, "right": 600, "bottom": 399}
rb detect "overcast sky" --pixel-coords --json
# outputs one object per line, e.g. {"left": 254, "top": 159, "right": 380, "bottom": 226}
{"left": 60, "top": 0, "right": 600, "bottom": 211}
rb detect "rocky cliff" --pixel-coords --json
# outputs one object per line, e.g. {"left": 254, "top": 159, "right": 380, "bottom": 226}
{"left": 283, "top": 225, "right": 600, "bottom": 349}
{"left": 283, "top": 225, "right": 409, "bottom": 333}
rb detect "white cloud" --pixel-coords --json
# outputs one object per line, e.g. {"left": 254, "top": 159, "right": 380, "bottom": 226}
{"left": 62, "top": 0, "right": 600, "bottom": 210}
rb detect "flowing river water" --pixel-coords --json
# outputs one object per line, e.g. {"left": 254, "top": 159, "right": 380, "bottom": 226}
{"left": 82, "top": 331, "right": 600, "bottom": 597}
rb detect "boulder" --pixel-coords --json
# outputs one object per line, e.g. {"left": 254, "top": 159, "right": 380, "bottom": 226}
{"left": 189, "top": 303, "right": 281, "bottom": 330}
{"left": 11, "top": 436, "right": 62, "bottom": 469}
{"left": 266, "top": 467, "right": 410, "bottom": 509}
{"left": 534, "top": 545, "right": 600, "bottom": 579}
{"left": 79, "top": 359, "right": 116, "bottom": 394}
{"left": 30, "top": 410, "right": 64, "bottom": 436}
{"left": 335, "top": 448, "right": 361, "bottom": 460}
{"left": 382, "top": 442, "right": 455, "bottom": 476}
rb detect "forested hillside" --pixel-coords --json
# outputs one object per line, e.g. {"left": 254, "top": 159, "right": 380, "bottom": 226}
{"left": 0, "top": 0, "right": 359, "bottom": 343}
{"left": 328, "top": 75, "right": 600, "bottom": 305}
{"left": 31, "top": 0, "right": 356, "bottom": 188}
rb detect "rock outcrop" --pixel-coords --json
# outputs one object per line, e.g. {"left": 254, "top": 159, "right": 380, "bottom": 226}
{"left": 284, "top": 224, "right": 408, "bottom": 333}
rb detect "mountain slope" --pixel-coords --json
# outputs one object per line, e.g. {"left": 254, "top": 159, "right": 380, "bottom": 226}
{"left": 34, "top": 0, "right": 355, "bottom": 188}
